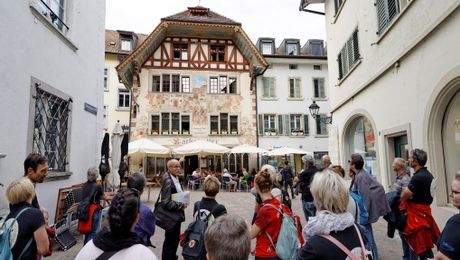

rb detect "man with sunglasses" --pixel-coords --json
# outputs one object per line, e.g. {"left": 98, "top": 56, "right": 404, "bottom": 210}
{"left": 401, "top": 148, "right": 440, "bottom": 259}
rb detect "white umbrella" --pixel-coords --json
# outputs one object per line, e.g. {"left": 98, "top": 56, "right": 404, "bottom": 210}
{"left": 108, "top": 122, "right": 124, "bottom": 189}
{"left": 173, "top": 140, "right": 229, "bottom": 155}
{"left": 128, "top": 138, "right": 170, "bottom": 155}
{"left": 229, "top": 144, "right": 268, "bottom": 154}
{"left": 267, "top": 146, "right": 310, "bottom": 156}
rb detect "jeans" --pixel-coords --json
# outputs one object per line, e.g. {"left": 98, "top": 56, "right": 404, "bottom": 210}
{"left": 363, "top": 223, "right": 378, "bottom": 260}
{"left": 399, "top": 230, "right": 417, "bottom": 260}
{"left": 84, "top": 208, "right": 101, "bottom": 244}
{"left": 302, "top": 200, "right": 316, "bottom": 222}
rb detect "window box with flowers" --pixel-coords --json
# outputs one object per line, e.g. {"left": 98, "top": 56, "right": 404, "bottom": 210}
{"left": 162, "top": 129, "right": 169, "bottom": 135}
{"left": 231, "top": 128, "right": 238, "bottom": 135}
{"left": 151, "top": 129, "right": 159, "bottom": 135}
{"left": 172, "top": 129, "right": 179, "bottom": 135}
{"left": 221, "top": 129, "right": 228, "bottom": 135}
{"left": 211, "top": 130, "right": 218, "bottom": 135}
{"left": 291, "top": 129, "right": 304, "bottom": 136}
{"left": 182, "top": 130, "right": 190, "bottom": 135}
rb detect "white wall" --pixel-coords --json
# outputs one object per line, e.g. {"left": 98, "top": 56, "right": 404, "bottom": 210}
{"left": 0, "top": 0, "right": 105, "bottom": 222}
{"left": 324, "top": 0, "right": 460, "bottom": 199}
{"left": 104, "top": 54, "right": 130, "bottom": 133}
{"left": 257, "top": 57, "right": 329, "bottom": 153}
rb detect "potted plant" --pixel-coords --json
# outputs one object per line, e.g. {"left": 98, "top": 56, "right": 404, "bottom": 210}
{"left": 269, "top": 128, "right": 276, "bottom": 136}
{"left": 162, "top": 129, "right": 169, "bottom": 135}
{"left": 182, "top": 129, "right": 190, "bottom": 135}
{"left": 172, "top": 129, "right": 179, "bottom": 135}
{"left": 231, "top": 128, "right": 238, "bottom": 134}
{"left": 221, "top": 129, "right": 228, "bottom": 134}
{"left": 211, "top": 129, "right": 218, "bottom": 135}
{"left": 151, "top": 128, "right": 159, "bottom": 135}
{"left": 264, "top": 129, "right": 271, "bottom": 136}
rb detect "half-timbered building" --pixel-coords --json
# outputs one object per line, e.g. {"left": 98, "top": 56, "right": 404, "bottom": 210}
{"left": 117, "top": 6, "right": 268, "bottom": 177}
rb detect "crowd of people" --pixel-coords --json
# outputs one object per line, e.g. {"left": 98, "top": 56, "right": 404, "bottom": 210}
{"left": 2, "top": 149, "right": 460, "bottom": 259}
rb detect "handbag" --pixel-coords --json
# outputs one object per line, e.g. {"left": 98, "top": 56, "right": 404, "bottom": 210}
{"left": 154, "top": 193, "right": 183, "bottom": 232}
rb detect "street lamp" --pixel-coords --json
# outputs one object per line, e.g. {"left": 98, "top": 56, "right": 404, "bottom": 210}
{"left": 308, "top": 101, "right": 332, "bottom": 124}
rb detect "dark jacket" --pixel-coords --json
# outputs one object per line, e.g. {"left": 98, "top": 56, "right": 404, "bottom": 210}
{"left": 160, "top": 172, "right": 185, "bottom": 221}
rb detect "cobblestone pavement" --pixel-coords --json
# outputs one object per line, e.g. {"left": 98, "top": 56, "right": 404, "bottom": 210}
{"left": 49, "top": 188, "right": 404, "bottom": 260}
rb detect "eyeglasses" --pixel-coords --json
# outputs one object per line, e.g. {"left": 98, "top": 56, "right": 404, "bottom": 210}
{"left": 451, "top": 190, "right": 460, "bottom": 195}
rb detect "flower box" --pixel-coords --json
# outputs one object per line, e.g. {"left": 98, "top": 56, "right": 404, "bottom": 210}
{"left": 162, "top": 130, "right": 169, "bottom": 135}
{"left": 182, "top": 130, "right": 190, "bottom": 135}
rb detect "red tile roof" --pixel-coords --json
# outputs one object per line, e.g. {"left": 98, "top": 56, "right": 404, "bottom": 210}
{"left": 161, "top": 6, "right": 241, "bottom": 26}
{"left": 105, "top": 30, "right": 148, "bottom": 54}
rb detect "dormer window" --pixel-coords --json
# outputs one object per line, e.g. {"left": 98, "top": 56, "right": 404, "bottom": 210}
{"left": 121, "top": 39, "right": 132, "bottom": 51}
{"left": 287, "top": 42, "right": 299, "bottom": 55}
{"left": 173, "top": 44, "right": 188, "bottom": 60}
{"left": 210, "top": 45, "right": 225, "bottom": 62}
{"left": 261, "top": 41, "right": 273, "bottom": 55}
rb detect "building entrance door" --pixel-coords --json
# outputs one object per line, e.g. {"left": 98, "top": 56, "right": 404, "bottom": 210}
{"left": 184, "top": 155, "right": 198, "bottom": 179}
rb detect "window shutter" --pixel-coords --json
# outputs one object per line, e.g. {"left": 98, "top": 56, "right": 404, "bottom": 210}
{"left": 270, "top": 78, "right": 276, "bottom": 97}
{"left": 278, "top": 115, "right": 283, "bottom": 135}
{"left": 283, "top": 114, "right": 290, "bottom": 135}
{"left": 295, "top": 79, "right": 301, "bottom": 97}
{"left": 304, "top": 115, "right": 309, "bottom": 135}
{"left": 376, "top": 0, "right": 389, "bottom": 34}
{"left": 258, "top": 114, "right": 264, "bottom": 136}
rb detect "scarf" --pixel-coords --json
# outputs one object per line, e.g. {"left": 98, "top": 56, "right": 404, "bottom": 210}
{"left": 302, "top": 210, "right": 355, "bottom": 242}
{"left": 93, "top": 231, "right": 143, "bottom": 252}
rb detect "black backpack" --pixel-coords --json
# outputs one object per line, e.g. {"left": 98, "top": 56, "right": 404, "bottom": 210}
{"left": 182, "top": 203, "right": 217, "bottom": 260}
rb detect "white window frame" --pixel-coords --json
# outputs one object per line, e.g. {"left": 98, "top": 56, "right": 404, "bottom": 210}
{"left": 313, "top": 78, "right": 326, "bottom": 99}
{"left": 181, "top": 76, "right": 191, "bottom": 93}
{"left": 117, "top": 88, "right": 130, "bottom": 109}
{"left": 121, "top": 39, "right": 132, "bottom": 51}
{"left": 286, "top": 42, "right": 299, "bottom": 55}
{"left": 261, "top": 41, "right": 273, "bottom": 55}
{"left": 290, "top": 114, "right": 304, "bottom": 135}
{"left": 262, "top": 77, "right": 276, "bottom": 98}
{"left": 209, "top": 113, "right": 238, "bottom": 135}
{"left": 263, "top": 114, "right": 277, "bottom": 135}
{"left": 315, "top": 114, "right": 329, "bottom": 136}
{"left": 104, "top": 67, "right": 109, "bottom": 91}
{"left": 288, "top": 77, "right": 302, "bottom": 98}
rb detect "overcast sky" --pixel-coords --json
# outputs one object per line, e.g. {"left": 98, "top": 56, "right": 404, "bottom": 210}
{"left": 105, "top": 0, "right": 326, "bottom": 45}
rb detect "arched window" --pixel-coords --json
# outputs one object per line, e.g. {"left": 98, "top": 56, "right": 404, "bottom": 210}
{"left": 442, "top": 89, "right": 460, "bottom": 201}
{"left": 345, "top": 116, "right": 378, "bottom": 177}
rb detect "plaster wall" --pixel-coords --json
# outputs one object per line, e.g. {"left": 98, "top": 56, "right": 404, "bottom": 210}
{"left": 104, "top": 54, "right": 130, "bottom": 133}
{"left": 0, "top": 0, "right": 105, "bottom": 222}
{"left": 257, "top": 58, "right": 329, "bottom": 153}
{"left": 325, "top": 2, "right": 460, "bottom": 204}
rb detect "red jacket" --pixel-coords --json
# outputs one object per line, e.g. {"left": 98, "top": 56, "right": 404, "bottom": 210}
{"left": 400, "top": 201, "right": 440, "bottom": 255}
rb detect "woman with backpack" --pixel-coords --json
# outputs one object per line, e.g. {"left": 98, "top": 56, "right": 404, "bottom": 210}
{"left": 76, "top": 189, "right": 158, "bottom": 259}
{"left": 4, "top": 177, "right": 49, "bottom": 259}
{"left": 182, "top": 176, "right": 227, "bottom": 260}
{"left": 250, "top": 168, "right": 287, "bottom": 260}
{"left": 298, "top": 169, "right": 372, "bottom": 259}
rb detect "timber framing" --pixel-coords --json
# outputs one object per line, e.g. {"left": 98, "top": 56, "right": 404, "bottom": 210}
{"left": 116, "top": 18, "right": 268, "bottom": 89}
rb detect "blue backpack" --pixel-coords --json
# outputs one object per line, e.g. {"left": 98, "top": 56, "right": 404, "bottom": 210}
{"left": 0, "top": 207, "right": 33, "bottom": 260}
{"left": 350, "top": 190, "right": 369, "bottom": 225}
{"left": 264, "top": 203, "right": 300, "bottom": 260}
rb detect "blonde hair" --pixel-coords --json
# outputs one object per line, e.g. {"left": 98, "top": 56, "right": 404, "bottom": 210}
{"left": 310, "top": 169, "right": 349, "bottom": 213}
{"left": 203, "top": 176, "right": 220, "bottom": 197}
{"left": 6, "top": 177, "right": 35, "bottom": 205}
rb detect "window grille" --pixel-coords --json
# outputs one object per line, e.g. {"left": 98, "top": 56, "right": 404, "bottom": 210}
{"left": 33, "top": 87, "right": 70, "bottom": 172}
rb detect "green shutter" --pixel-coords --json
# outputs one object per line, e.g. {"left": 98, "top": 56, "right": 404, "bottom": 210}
{"left": 258, "top": 114, "right": 263, "bottom": 136}
{"left": 283, "top": 115, "right": 290, "bottom": 135}
{"left": 304, "top": 115, "right": 309, "bottom": 135}
{"left": 278, "top": 115, "right": 283, "bottom": 135}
